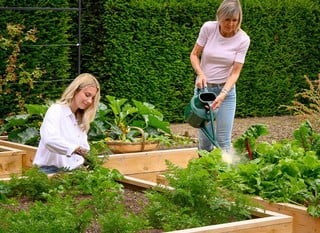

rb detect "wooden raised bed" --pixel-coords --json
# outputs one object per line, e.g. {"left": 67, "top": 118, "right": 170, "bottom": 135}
{"left": 252, "top": 197, "right": 320, "bottom": 233}
{"left": 166, "top": 209, "right": 292, "bottom": 233}
{"left": 0, "top": 139, "right": 37, "bottom": 171}
{"left": 0, "top": 144, "right": 25, "bottom": 178}
{"left": 0, "top": 140, "right": 294, "bottom": 232}
{"left": 103, "top": 148, "right": 293, "bottom": 233}
{"left": 102, "top": 147, "right": 199, "bottom": 182}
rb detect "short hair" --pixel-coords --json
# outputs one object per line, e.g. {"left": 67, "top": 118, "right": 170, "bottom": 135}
{"left": 58, "top": 73, "right": 101, "bottom": 132}
{"left": 216, "top": 0, "right": 243, "bottom": 31}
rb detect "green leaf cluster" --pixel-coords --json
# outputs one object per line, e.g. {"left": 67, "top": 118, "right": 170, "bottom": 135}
{"left": 0, "top": 103, "right": 49, "bottom": 145}
{"left": 222, "top": 120, "right": 320, "bottom": 217}
{"left": 93, "top": 95, "right": 172, "bottom": 142}
{"left": 0, "top": 165, "right": 151, "bottom": 233}
{"left": 145, "top": 150, "right": 255, "bottom": 231}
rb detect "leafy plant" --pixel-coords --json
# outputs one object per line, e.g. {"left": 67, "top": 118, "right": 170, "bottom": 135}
{"left": 233, "top": 124, "right": 269, "bottom": 160}
{"left": 145, "top": 149, "right": 255, "bottom": 231}
{"left": 103, "top": 95, "right": 172, "bottom": 143}
{"left": 0, "top": 164, "right": 151, "bottom": 233}
{"left": 221, "top": 121, "right": 320, "bottom": 217}
{"left": 0, "top": 103, "right": 48, "bottom": 145}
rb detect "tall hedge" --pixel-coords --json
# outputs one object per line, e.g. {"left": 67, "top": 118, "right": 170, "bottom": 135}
{"left": 80, "top": 0, "right": 319, "bottom": 121}
{"left": 1, "top": 0, "right": 319, "bottom": 122}
{"left": 238, "top": 0, "right": 320, "bottom": 116}
{"left": 0, "top": 0, "right": 73, "bottom": 116}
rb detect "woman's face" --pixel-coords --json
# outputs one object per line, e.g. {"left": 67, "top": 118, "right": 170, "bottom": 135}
{"left": 219, "top": 15, "right": 239, "bottom": 37}
{"left": 71, "top": 86, "right": 98, "bottom": 112}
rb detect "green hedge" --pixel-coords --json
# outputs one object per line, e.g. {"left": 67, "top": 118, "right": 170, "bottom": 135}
{"left": 238, "top": 0, "right": 320, "bottom": 116}
{"left": 81, "top": 0, "right": 319, "bottom": 121}
{"left": 0, "top": 0, "right": 73, "bottom": 116}
{"left": 1, "top": 0, "right": 319, "bottom": 122}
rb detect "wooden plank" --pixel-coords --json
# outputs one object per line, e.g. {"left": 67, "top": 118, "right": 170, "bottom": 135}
{"left": 0, "top": 146, "right": 23, "bottom": 178}
{"left": 0, "top": 136, "right": 8, "bottom": 140}
{"left": 121, "top": 175, "right": 159, "bottom": 189}
{"left": 156, "top": 174, "right": 169, "bottom": 186}
{"left": 0, "top": 140, "right": 37, "bottom": 169}
{"left": 103, "top": 147, "right": 198, "bottom": 175}
{"left": 129, "top": 171, "right": 163, "bottom": 183}
{"left": 166, "top": 209, "right": 292, "bottom": 233}
{"left": 252, "top": 197, "right": 320, "bottom": 233}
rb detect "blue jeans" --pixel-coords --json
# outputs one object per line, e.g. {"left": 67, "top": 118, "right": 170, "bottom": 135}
{"left": 39, "top": 165, "right": 60, "bottom": 174}
{"left": 194, "top": 85, "right": 236, "bottom": 151}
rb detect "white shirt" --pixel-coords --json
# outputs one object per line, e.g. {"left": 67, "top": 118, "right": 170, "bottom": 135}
{"left": 196, "top": 21, "right": 250, "bottom": 83}
{"left": 33, "top": 104, "right": 89, "bottom": 170}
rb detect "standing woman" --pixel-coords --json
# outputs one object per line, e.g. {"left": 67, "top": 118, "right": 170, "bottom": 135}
{"left": 190, "top": 0, "right": 250, "bottom": 152}
{"left": 33, "top": 73, "right": 101, "bottom": 174}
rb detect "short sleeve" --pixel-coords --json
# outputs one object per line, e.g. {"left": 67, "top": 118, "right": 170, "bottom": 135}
{"left": 196, "top": 21, "right": 218, "bottom": 47}
{"left": 235, "top": 34, "right": 250, "bottom": 64}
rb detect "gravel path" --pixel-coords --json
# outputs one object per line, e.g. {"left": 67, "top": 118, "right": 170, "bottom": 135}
{"left": 170, "top": 115, "right": 316, "bottom": 143}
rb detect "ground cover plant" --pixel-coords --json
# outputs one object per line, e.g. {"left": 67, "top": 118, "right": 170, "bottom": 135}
{"left": 216, "top": 121, "right": 320, "bottom": 217}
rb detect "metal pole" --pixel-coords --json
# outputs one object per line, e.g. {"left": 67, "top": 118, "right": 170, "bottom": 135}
{"left": 78, "top": 0, "right": 81, "bottom": 75}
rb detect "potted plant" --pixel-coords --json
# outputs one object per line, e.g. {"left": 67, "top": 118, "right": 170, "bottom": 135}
{"left": 102, "top": 95, "right": 172, "bottom": 153}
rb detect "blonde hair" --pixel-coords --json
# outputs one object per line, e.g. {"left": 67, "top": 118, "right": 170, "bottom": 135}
{"left": 216, "top": 0, "right": 243, "bottom": 31}
{"left": 58, "top": 73, "right": 100, "bottom": 132}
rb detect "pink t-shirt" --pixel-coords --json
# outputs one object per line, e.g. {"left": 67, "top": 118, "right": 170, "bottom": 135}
{"left": 196, "top": 21, "right": 250, "bottom": 83}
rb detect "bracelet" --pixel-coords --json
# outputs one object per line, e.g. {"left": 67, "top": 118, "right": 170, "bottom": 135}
{"left": 221, "top": 88, "right": 229, "bottom": 95}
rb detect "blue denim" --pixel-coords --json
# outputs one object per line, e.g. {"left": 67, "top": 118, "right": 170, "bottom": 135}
{"left": 39, "top": 165, "right": 60, "bottom": 174}
{"left": 194, "top": 85, "right": 236, "bottom": 151}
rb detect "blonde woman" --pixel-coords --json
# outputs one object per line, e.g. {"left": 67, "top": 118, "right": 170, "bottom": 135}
{"left": 190, "top": 0, "right": 250, "bottom": 152}
{"left": 33, "top": 73, "right": 101, "bottom": 174}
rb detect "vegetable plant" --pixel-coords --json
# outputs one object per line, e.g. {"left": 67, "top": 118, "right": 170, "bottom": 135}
{"left": 103, "top": 95, "right": 172, "bottom": 143}
{"left": 145, "top": 149, "right": 255, "bottom": 231}
{"left": 0, "top": 103, "right": 48, "bottom": 145}
{"left": 221, "top": 120, "right": 320, "bottom": 217}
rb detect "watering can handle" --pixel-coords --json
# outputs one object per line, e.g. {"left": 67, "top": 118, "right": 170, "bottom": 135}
{"left": 197, "top": 86, "right": 208, "bottom": 94}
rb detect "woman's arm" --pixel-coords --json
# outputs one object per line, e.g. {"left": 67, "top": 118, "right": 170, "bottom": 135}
{"left": 211, "top": 62, "right": 244, "bottom": 109}
{"left": 190, "top": 43, "right": 206, "bottom": 89}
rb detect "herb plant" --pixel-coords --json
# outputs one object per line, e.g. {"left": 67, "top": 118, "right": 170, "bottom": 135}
{"left": 145, "top": 149, "right": 255, "bottom": 231}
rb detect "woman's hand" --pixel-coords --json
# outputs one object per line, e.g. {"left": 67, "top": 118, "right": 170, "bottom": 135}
{"left": 196, "top": 73, "right": 207, "bottom": 89}
{"left": 74, "top": 147, "right": 88, "bottom": 157}
{"left": 211, "top": 93, "right": 226, "bottom": 110}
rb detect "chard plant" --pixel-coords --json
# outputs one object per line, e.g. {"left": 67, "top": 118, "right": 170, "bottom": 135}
{"left": 221, "top": 120, "right": 320, "bottom": 217}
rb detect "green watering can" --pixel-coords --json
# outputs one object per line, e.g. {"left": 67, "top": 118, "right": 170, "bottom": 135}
{"left": 184, "top": 88, "right": 220, "bottom": 148}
